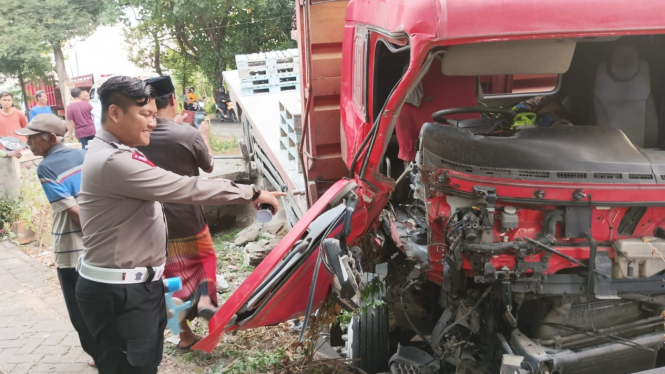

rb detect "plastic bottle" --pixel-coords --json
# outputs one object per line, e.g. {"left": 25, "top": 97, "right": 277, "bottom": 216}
{"left": 256, "top": 203, "right": 274, "bottom": 223}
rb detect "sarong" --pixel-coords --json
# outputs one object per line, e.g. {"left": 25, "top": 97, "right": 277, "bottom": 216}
{"left": 164, "top": 226, "right": 218, "bottom": 318}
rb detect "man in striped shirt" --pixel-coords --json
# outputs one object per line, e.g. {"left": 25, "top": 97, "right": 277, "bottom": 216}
{"left": 15, "top": 114, "right": 98, "bottom": 367}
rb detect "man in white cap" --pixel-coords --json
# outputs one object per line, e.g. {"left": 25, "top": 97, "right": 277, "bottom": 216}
{"left": 15, "top": 114, "right": 98, "bottom": 367}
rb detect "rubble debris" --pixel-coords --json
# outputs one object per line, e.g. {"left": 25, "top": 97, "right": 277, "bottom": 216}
{"left": 234, "top": 229, "right": 259, "bottom": 246}
{"left": 216, "top": 274, "right": 230, "bottom": 292}
{"left": 261, "top": 220, "right": 286, "bottom": 236}
{"left": 238, "top": 221, "right": 263, "bottom": 236}
{"left": 244, "top": 243, "right": 267, "bottom": 266}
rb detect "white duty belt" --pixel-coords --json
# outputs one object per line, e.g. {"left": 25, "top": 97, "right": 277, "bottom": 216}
{"left": 77, "top": 256, "right": 165, "bottom": 284}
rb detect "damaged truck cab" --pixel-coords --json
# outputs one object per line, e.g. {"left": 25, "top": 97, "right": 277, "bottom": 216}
{"left": 197, "top": 1, "right": 665, "bottom": 373}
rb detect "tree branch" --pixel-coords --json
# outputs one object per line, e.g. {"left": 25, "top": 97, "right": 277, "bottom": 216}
{"left": 174, "top": 23, "right": 199, "bottom": 59}
{"left": 174, "top": 31, "right": 199, "bottom": 63}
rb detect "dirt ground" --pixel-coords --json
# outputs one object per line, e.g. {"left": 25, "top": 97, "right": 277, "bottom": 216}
{"left": 14, "top": 122, "right": 348, "bottom": 373}
{"left": 20, "top": 222, "right": 341, "bottom": 374}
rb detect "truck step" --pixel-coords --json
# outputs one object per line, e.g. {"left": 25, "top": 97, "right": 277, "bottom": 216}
{"left": 241, "top": 82, "right": 300, "bottom": 96}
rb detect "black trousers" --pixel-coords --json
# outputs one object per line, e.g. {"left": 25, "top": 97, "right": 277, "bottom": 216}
{"left": 76, "top": 277, "right": 167, "bottom": 374}
{"left": 217, "top": 102, "right": 228, "bottom": 115}
{"left": 57, "top": 268, "right": 99, "bottom": 361}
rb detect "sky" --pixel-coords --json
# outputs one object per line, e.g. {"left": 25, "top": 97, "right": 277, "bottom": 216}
{"left": 62, "top": 21, "right": 146, "bottom": 81}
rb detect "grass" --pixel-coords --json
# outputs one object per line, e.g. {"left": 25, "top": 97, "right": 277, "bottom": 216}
{"left": 209, "top": 348, "right": 288, "bottom": 374}
{"left": 165, "top": 227, "right": 337, "bottom": 374}
{"left": 209, "top": 134, "right": 241, "bottom": 156}
{"left": 210, "top": 228, "right": 254, "bottom": 303}
{"left": 212, "top": 229, "right": 253, "bottom": 279}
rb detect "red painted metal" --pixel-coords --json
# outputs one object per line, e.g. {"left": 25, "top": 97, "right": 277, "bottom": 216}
{"left": 71, "top": 74, "right": 94, "bottom": 90}
{"left": 440, "top": 170, "right": 665, "bottom": 203}
{"left": 345, "top": 0, "right": 665, "bottom": 44}
{"left": 422, "top": 169, "right": 665, "bottom": 283}
{"left": 24, "top": 83, "right": 58, "bottom": 110}
{"left": 194, "top": 180, "right": 353, "bottom": 353}
{"left": 196, "top": 0, "right": 665, "bottom": 355}
{"left": 342, "top": 0, "right": 665, "bottom": 182}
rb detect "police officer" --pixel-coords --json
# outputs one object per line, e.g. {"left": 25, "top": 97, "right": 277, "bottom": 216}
{"left": 75, "top": 76, "right": 284, "bottom": 374}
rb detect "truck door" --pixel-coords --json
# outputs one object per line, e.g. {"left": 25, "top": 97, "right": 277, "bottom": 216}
{"left": 194, "top": 179, "right": 367, "bottom": 352}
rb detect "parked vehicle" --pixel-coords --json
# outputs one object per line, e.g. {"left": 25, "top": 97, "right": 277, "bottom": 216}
{"left": 24, "top": 81, "right": 63, "bottom": 116}
{"left": 196, "top": 1, "right": 665, "bottom": 373}
{"left": 215, "top": 102, "right": 237, "bottom": 122}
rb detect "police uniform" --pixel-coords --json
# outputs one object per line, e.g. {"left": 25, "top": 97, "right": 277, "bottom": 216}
{"left": 75, "top": 128, "right": 256, "bottom": 373}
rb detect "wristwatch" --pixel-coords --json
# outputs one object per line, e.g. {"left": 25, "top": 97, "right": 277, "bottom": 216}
{"left": 251, "top": 185, "right": 262, "bottom": 201}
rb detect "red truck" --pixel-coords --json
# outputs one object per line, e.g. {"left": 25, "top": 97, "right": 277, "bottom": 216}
{"left": 24, "top": 82, "right": 63, "bottom": 116}
{"left": 24, "top": 74, "right": 95, "bottom": 117}
{"left": 199, "top": 1, "right": 665, "bottom": 373}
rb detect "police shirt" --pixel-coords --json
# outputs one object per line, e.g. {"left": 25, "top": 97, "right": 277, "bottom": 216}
{"left": 78, "top": 128, "right": 254, "bottom": 269}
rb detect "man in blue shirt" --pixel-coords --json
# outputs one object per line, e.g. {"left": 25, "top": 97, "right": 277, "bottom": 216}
{"left": 29, "top": 90, "right": 53, "bottom": 120}
{"left": 15, "top": 114, "right": 98, "bottom": 368}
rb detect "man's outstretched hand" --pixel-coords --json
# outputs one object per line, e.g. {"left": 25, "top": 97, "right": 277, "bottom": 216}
{"left": 252, "top": 191, "right": 287, "bottom": 213}
{"left": 174, "top": 112, "right": 188, "bottom": 125}
{"left": 7, "top": 150, "right": 22, "bottom": 159}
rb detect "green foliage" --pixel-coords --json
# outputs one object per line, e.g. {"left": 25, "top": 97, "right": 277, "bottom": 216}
{"left": 0, "top": 171, "right": 51, "bottom": 244}
{"left": 0, "top": 3, "right": 52, "bottom": 104}
{"left": 0, "top": 0, "right": 120, "bottom": 107}
{"left": 212, "top": 229, "right": 253, "bottom": 280}
{"left": 205, "top": 101, "right": 217, "bottom": 114}
{"left": 18, "top": 171, "right": 51, "bottom": 234}
{"left": 124, "top": 0, "right": 296, "bottom": 87}
{"left": 215, "top": 228, "right": 241, "bottom": 243}
{"left": 0, "top": 198, "right": 19, "bottom": 230}
{"left": 210, "top": 348, "right": 287, "bottom": 374}
{"left": 335, "top": 276, "right": 386, "bottom": 329}
{"left": 209, "top": 134, "right": 240, "bottom": 156}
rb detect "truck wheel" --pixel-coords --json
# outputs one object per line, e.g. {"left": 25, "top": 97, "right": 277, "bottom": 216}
{"left": 346, "top": 273, "right": 390, "bottom": 374}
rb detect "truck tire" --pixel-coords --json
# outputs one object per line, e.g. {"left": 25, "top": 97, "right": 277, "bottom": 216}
{"left": 347, "top": 273, "right": 390, "bottom": 374}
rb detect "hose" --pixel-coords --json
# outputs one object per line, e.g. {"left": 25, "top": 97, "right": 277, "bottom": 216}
{"left": 401, "top": 281, "right": 432, "bottom": 345}
{"left": 463, "top": 241, "right": 530, "bottom": 252}
{"left": 542, "top": 209, "right": 564, "bottom": 239}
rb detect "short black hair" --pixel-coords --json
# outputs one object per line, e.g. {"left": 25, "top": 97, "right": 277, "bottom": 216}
{"left": 154, "top": 93, "right": 174, "bottom": 110}
{"left": 71, "top": 87, "right": 82, "bottom": 98}
{"left": 99, "top": 76, "right": 155, "bottom": 124}
{"left": 0, "top": 91, "right": 13, "bottom": 99}
{"left": 35, "top": 90, "right": 45, "bottom": 99}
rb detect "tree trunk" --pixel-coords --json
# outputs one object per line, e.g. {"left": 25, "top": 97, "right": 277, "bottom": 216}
{"left": 182, "top": 51, "right": 187, "bottom": 96}
{"left": 152, "top": 30, "right": 163, "bottom": 76}
{"left": 52, "top": 42, "right": 69, "bottom": 110}
{"left": 17, "top": 69, "right": 29, "bottom": 117}
{"left": 214, "top": 60, "right": 224, "bottom": 88}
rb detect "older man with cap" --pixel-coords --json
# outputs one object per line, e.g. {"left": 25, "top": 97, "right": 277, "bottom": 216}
{"left": 136, "top": 76, "right": 217, "bottom": 351}
{"left": 14, "top": 114, "right": 99, "bottom": 367}
{"left": 75, "top": 76, "right": 284, "bottom": 374}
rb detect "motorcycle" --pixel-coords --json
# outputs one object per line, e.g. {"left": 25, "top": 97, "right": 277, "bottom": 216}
{"left": 216, "top": 101, "right": 238, "bottom": 122}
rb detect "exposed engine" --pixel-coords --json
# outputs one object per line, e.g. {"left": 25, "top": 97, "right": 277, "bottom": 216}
{"left": 374, "top": 164, "right": 665, "bottom": 374}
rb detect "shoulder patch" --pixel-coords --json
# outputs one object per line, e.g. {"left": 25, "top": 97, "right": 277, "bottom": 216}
{"left": 132, "top": 152, "right": 155, "bottom": 167}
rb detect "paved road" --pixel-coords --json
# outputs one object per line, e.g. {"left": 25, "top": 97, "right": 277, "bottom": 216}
{"left": 210, "top": 119, "right": 242, "bottom": 138}
{"left": 0, "top": 241, "right": 96, "bottom": 374}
